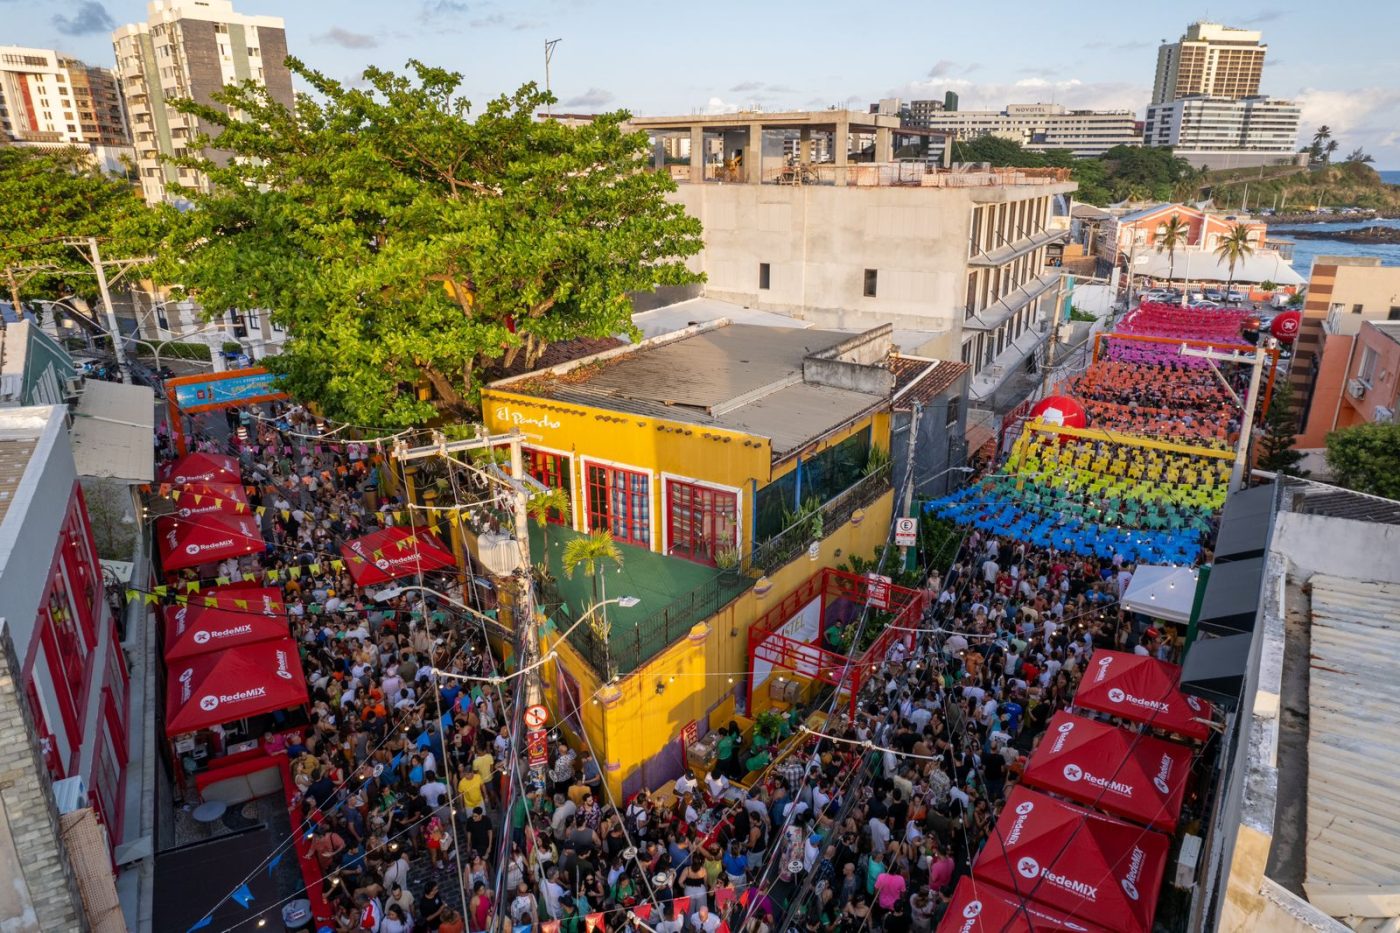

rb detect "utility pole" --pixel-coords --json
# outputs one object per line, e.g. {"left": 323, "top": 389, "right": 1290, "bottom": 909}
{"left": 897, "top": 401, "right": 922, "bottom": 570}
{"left": 544, "top": 39, "right": 561, "bottom": 116}
{"left": 88, "top": 238, "right": 130, "bottom": 383}
{"left": 1180, "top": 344, "right": 1267, "bottom": 490}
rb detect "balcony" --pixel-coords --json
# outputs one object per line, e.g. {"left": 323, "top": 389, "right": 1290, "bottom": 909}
{"left": 539, "top": 464, "right": 891, "bottom": 676}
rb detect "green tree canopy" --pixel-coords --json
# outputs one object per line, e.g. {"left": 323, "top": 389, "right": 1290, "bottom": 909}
{"left": 154, "top": 59, "right": 703, "bottom": 426}
{"left": 1326, "top": 423, "right": 1400, "bottom": 499}
{"left": 0, "top": 146, "right": 158, "bottom": 310}
{"left": 1257, "top": 380, "right": 1307, "bottom": 476}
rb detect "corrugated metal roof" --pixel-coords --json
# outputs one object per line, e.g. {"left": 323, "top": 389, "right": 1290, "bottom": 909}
{"left": 1287, "top": 483, "right": 1400, "bottom": 527}
{"left": 1303, "top": 574, "right": 1400, "bottom": 924}
{"left": 69, "top": 380, "right": 155, "bottom": 483}
{"left": 502, "top": 324, "right": 889, "bottom": 457}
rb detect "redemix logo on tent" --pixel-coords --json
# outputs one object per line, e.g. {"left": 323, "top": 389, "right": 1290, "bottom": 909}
{"left": 1061, "top": 761, "right": 1134, "bottom": 798}
{"left": 1153, "top": 754, "right": 1174, "bottom": 794}
{"left": 185, "top": 538, "right": 235, "bottom": 557}
{"left": 1121, "top": 845, "right": 1148, "bottom": 901}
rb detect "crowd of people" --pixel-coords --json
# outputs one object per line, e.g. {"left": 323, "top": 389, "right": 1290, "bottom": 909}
{"left": 157, "top": 401, "right": 1178, "bottom": 933}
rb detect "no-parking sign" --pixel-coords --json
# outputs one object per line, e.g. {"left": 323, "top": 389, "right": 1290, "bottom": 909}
{"left": 895, "top": 517, "right": 918, "bottom": 547}
{"left": 524, "top": 704, "right": 550, "bottom": 729}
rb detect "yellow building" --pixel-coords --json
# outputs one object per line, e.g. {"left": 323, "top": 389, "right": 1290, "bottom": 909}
{"left": 481, "top": 320, "right": 939, "bottom": 799}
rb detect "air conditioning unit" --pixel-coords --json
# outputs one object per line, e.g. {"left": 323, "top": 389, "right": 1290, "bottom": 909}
{"left": 53, "top": 776, "right": 89, "bottom": 815}
{"left": 1173, "top": 833, "right": 1202, "bottom": 889}
{"left": 64, "top": 375, "right": 85, "bottom": 398}
{"left": 1348, "top": 379, "right": 1368, "bottom": 399}
{"left": 1374, "top": 406, "right": 1395, "bottom": 424}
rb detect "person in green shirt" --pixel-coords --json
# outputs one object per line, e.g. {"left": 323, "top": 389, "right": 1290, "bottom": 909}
{"left": 716, "top": 723, "right": 741, "bottom": 779}
{"left": 510, "top": 791, "right": 530, "bottom": 849}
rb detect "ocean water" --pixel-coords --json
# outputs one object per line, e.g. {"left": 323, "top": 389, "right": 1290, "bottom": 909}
{"left": 1379, "top": 170, "right": 1400, "bottom": 185}
{"left": 1269, "top": 217, "right": 1400, "bottom": 277}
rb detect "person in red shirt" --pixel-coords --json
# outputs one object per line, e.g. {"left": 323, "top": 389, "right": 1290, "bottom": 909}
{"left": 437, "top": 908, "right": 466, "bottom": 933}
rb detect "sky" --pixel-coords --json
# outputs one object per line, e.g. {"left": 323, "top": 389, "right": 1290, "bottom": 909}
{"left": 7, "top": 0, "right": 1400, "bottom": 167}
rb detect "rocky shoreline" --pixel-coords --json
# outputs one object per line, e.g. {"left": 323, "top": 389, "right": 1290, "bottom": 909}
{"left": 1265, "top": 210, "right": 1400, "bottom": 224}
{"left": 1283, "top": 225, "right": 1400, "bottom": 244}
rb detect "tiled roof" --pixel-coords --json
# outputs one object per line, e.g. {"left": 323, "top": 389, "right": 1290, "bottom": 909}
{"left": 889, "top": 356, "right": 969, "bottom": 411}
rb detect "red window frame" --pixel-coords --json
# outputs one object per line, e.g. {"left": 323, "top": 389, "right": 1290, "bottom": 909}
{"left": 523, "top": 447, "right": 570, "bottom": 525}
{"left": 91, "top": 726, "right": 123, "bottom": 846}
{"left": 35, "top": 623, "right": 80, "bottom": 767}
{"left": 585, "top": 463, "right": 650, "bottom": 548}
{"left": 24, "top": 679, "right": 63, "bottom": 780}
{"left": 106, "top": 641, "right": 129, "bottom": 736}
{"left": 666, "top": 480, "right": 739, "bottom": 566}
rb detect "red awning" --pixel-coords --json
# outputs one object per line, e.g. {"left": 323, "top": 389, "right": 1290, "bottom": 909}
{"left": 158, "top": 452, "right": 242, "bottom": 487}
{"left": 156, "top": 512, "right": 266, "bottom": 573}
{"left": 340, "top": 526, "right": 457, "bottom": 586}
{"left": 1073, "top": 650, "right": 1214, "bottom": 740}
{"left": 163, "top": 602, "right": 288, "bottom": 661}
{"left": 1022, "top": 712, "right": 1193, "bottom": 832}
{"left": 972, "top": 786, "right": 1169, "bottom": 933}
{"left": 938, "top": 875, "right": 1111, "bottom": 933}
{"left": 165, "top": 638, "right": 308, "bottom": 736}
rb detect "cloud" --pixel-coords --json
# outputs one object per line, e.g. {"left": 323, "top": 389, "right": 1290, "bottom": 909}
{"left": 317, "top": 27, "right": 379, "bottom": 49}
{"left": 728, "top": 81, "right": 796, "bottom": 94}
{"left": 706, "top": 97, "right": 741, "bottom": 115}
{"left": 1296, "top": 86, "right": 1400, "bottom": 156}
{"left": 52, "top": 0, "right": 115, "bottom": 35}
{"left": 422, "top": 0, "right": 470, "bottom": 12}
{"left": 564, "top": 88, "right": 614, "bottom": 108}
{"left": 1240, "top": 9, "right": 1286, "bottom": 24}
{"left": 927, "top": 60, "right": 957, "bottom": 78}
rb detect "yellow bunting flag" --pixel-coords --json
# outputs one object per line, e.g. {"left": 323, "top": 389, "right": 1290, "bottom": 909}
{"left": 175, "top": 595, "right": 189, "bottom": 606}
{"left": 145, "top": 593, "right": 159, "bottom": 605}
{"left": 185, "top": 581, "right": 200, "bottom": 593}
{"left": 257, "top": 506, "right": 266, "bottom": 516}
{"left": 171, "top": 488, "right": 181, "bottom": 501}
{"left": 289, "top": 567, "right": 302, "bottom": 580}
{"left": 153, "top": 585, "right": 168, "bottom": 597}
{"left": 216, "top": 576, "right": 231, "bottom": 586}
{"left": 242, "top": 573, "right": 256, "bottom": 583}
{"left": 125, "top": 588, "right": 139, "bottom": 602}
{"left": 233, "top": 599, "right": 248, "bottom": 610}
{"left": 266, "top": 569, "right": 280, "bottom": 582}
{"left": 193, "top": 494, "right": 203, "bottom": 505}
{"left": 308, "top": 563, "right": 320, "bottom": 575}
{"left": 204, "top": 597, "right": 218, "bottom": 608}
{"left": 281, "top": 510, "right": 291, "bottom": 521}
{"left": 330, "top": 560, "right": 343, "bottom": 572}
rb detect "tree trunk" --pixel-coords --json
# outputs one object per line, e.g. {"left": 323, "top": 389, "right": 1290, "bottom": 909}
{"left": 419, "top": 364, "right": 470, "bottom": 415}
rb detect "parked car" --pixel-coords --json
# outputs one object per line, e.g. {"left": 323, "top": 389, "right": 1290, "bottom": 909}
{"left": 1271, "top": 293, "right": 1294, "bottom": 310}
{"left": 1226, "top": 290, "right": 1247, "bottom": 303}
{"left": 1144, "top": 289, "right": 1175, "bottom": 303}
{"left": 1189, "top": 300, "right": 1222, "bottom": 310}
{"left": 1203, "top": 288, "right": 1226, "bottom": 302}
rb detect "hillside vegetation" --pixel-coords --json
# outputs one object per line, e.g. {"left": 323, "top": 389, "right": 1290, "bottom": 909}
{"left": 1208, "top": 162, "right": 1400, "bottom": 212}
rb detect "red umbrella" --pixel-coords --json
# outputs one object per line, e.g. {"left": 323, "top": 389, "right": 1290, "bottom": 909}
{"left": 165, "top": 638, "right": 308, "bottom": 736}
{"left": 158, "top": 452, "right": 241, "bottom": 487}
{"left": 938, "top": 875, "right": 1111, "bottom": 932}
{"left": 340, "top": 526, "right": 457, "bottom": 586}
{"left": 156, "top": 512, "right": 266, "bottom": 573}
{"left": 1072, "top": 650, "right": 1214, "bottom": 741}
{"left": 163, "top": 602, "right": 288, "bottom": 661}
{"left": 1022, "top": 712, "right": 1193, "bottom": 832}
{"left": 972, "top": 787, "right": 1168, "bottom": 933}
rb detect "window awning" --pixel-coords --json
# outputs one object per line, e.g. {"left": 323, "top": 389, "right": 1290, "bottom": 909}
{"left": 964, "top": 271, "right": 1060, "bottom": 333}
{"left": 968, "top": 228, "right": 1070, "bottom": 268}
{"left": 69, "top": 380, "right": 155, "bottom": 484}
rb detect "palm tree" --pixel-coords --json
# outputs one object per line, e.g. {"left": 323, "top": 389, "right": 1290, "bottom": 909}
{"left": 1312, "top": 125, "right": 1332, "bottom": 147}
{"left": 1156, "top": 214, "right": 1190, "bottom": 286}
{"left": 1214, "top": 223, "right": 1256, "bottom": 300}
{"left": 1323, "top": 139, "right": 1340, "bottom": 163}
{"left": 561, "top": 529, "right": 623, "bottom": 637}
{"left": 1345, "top": 147, "right": 1375, "bottom": 164}
{"left": 526, "top": 488, "right": 570, "bottom": 552}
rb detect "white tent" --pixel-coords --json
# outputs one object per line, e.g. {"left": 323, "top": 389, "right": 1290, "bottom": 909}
{"left": 1139, "top": 248, "right": 1304, "bottom": 286}
{"left": 1121, "top": 565, "right": 1200, "bottom": 624}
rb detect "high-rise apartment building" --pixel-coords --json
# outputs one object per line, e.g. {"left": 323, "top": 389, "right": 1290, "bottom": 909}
{"left": 112, "top": 0, "right": 293, "bottom": 205}
{"left": 0, "top": 47, "right": 131, "bottom": 171}
{"left": 1152, "top": 22, "right": 1267, "bottom": 106}
{"left": 922, "top": 103, "right": 1141, "bottom": 157}
{"left": 1143, "top": 96, "right": 1301, "bottom": 168}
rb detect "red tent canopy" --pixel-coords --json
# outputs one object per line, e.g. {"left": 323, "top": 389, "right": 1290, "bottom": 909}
{"left": 972, "top": 787, "right": 1169, "bottom": 933}
{"left": 163, "top": 602, "right": 288, "bottom": 661}
{"left": 938, "top": 875, "right": 1110, "bottom": 933}
{"left": 340, "top": 526, "right": 457, "bottom": 586}
{"left": 1023, "top": 712, "right": 1193, "bottom": 832}
{"left": 194, "top": 585, "right": 285, "bottom": 613}
{"left": 158, "top": 452, "right": 241, "bottom": 487}
{"left": 1073, "top": 650, "right": 1214, "bottom": 740}
{"left": 156, "top": 512, "right": 266, "bottom": 572}
{"left": 167, "top": 481, "right": 250, "bottom": 519}
{"left": 165, "top": 638, "right": 308, "bottom": 736}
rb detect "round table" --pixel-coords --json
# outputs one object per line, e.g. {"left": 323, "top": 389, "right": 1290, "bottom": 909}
{"left": 192, "top": 800, "right": 228, "bottom": 826}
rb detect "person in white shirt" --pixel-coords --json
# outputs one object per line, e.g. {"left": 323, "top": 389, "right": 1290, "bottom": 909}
{"left": 674, "top": 772, "right": 699, "bottom": 797}
{"left": 981, "top": 557, "right": 999, "bottom": 584}
{"left": 420, "top": 774, "right": 448, "bottom": 809}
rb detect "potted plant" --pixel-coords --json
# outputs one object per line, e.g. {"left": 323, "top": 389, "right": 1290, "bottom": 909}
{"left": 714, "top": 544, "right": 741, "bottom": 578}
